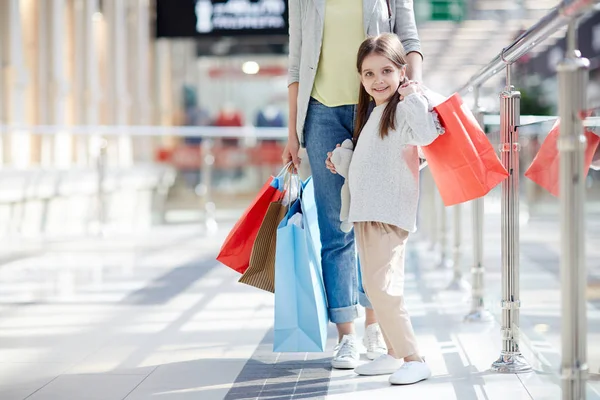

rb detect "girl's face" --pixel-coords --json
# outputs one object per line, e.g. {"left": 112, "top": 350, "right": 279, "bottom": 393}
{"left": 360, "top": 53, "right": 406, "bottom": 106}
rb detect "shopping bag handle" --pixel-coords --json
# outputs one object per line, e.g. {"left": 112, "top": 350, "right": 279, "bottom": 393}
{"left": 271, "top": 162, "right": 296, "bottom": 202}
{"left": 276, "top": 162, "right": 295, "bottom": 178}
{"left": 282, "top": 169, "right": 303, "bottom": 207}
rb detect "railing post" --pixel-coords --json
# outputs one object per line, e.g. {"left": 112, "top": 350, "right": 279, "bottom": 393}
{"left": 447, "top": 203, "right": 469, "bottom": 290}
{"left": 200, "top": 139, "right": 217, "bottom": 233}
{"left": 426, "top": 170, "right": 438, "bottom": 252}
{"left": 94, "top": 136, "right": 107, "bottom": 236}
{"left": 465, "top": 86, "right": 493, "bottom": 322}
{"left": 491, "top": 64, "right": 531, "bottom": 373}
{"left": 558, "top": 20, "right": 589, "bottom": 400}
{"left": 438, "top": 199, "right": 451, "bottom": 268}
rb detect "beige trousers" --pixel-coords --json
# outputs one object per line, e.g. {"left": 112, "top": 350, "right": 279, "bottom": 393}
{"left": 355, "top": 221, "right": 419, "bottom": 359}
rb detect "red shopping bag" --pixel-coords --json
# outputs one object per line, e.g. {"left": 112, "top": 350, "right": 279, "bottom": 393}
{"left": 422, "top": 93, "right": 509, "bottom": 206}
{"left": 524, "top": 120, "right": 600, "bottom": 197}
{"left": 592, "top": 143, "right": 600, "bottom": 170}
{"left": 217, "top": 177, "right": 284, "bottom": 273}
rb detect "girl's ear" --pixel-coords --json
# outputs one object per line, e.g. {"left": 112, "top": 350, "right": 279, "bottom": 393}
{"left": 400, "top": 64, "right": 407, "bottom": 79}
{"left": 399, "top": 66, "right": 408, "bottom": 85}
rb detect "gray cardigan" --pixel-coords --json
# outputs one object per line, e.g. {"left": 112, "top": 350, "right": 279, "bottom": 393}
{"left": 288, "top": 0, "right": 422, "bottom": 146}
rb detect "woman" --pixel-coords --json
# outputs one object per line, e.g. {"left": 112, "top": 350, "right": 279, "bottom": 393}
{"left": 283, "top": 0, "right": 423, "bottom": 369}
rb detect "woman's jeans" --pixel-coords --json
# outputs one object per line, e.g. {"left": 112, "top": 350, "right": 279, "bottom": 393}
{"left": 303, "top": 97, "right": 372, "bottom": 324}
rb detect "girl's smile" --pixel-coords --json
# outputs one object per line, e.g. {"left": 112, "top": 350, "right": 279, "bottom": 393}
{"left": 373, "top": 86, "right": 390, "bottom": 92}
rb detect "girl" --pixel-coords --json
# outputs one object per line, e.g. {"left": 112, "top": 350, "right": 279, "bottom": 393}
{"left": 327, "top": 33, "right": 441, "bottom": 385}
{"left": 283, "top": 0, "right": 424, "bottom": 369}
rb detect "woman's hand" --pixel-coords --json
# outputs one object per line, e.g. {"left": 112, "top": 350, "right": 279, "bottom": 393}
{"left": 398, "top": 81, "right": 420, "bottom": 101}
{"left": 325, "top": 144, "right": 341, "bottom": 174}
{"left": 282, "top": 135, "right": 301, "bottom": 171}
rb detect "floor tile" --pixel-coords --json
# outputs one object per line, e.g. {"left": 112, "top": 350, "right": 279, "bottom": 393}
{"left": 26, "top": 374, "right": 147, "bottom": 400}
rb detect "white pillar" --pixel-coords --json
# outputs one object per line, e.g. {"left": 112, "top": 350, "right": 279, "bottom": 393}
{"left": 0, "top": 0, "right": 30, "bottom": 168}
{"left": 73, "top": 0, "right": 100, "bottom": 166}
{"left": 128, "top": 0, "right": 152, "bottom": 162}
{"left": 38, "top": 0, "right": 69, "bottom": 168}
{"left": 130, "top": 0, "right": 150, "bottom": 125}
{"left": 37, "top": 0, "right": 51, "bottom": 166}
{"left": 0, "top": 1, "right": 8, "bottom": 165}
{"left": 104, "top": 0, "right": 132, "bottom": 167}
{"left": 50, "top": 0, "right": 70, "bottom": 168}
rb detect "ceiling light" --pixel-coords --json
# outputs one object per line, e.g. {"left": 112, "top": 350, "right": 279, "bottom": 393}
{"left": 242, "top": 61, "right": 260, "bottom": 75}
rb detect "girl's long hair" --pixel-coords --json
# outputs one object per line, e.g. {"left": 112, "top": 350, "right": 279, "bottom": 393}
{"left": 353, "top": 34, "right": 409, "bottom": 142}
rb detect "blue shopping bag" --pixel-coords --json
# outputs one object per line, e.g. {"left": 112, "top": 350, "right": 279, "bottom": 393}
{"left": 301, "top": 177, "right": 322, "bottom": 262}
{"left": 273, "top": 178, "right": 328, "bottom": 352}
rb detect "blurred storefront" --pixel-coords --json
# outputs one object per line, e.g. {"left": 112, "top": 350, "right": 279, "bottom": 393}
{"left": 154, "top": 0, "right": 290, "bottom": 194}
{"left": 155, "top": 0, "right": 290, "bottom": 128}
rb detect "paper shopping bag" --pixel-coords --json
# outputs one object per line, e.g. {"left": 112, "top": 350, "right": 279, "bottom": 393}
{"left": 238, "top": 200, "right": 288, "bottom": 293}
{"left": 592, "top": 142, "right": 600, "bottom": 170}
{"left": 273, "top": 182, "right": 328, "bottom": 352}
{"left": 423, "top": 93, "right": 509, "bottom": 206}
{"left": 524, "top": 120, "right": 600, "bottom": 197}
{"left": 216, "top": 176, "right": 284, "bottom": 274}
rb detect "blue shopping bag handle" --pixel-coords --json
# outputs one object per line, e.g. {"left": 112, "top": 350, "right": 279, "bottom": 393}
{"left": 278, "top": 178, "right": 308, "bottom": 228}
{"left": 270, "top": 162, "right": 294, "bottom": 189}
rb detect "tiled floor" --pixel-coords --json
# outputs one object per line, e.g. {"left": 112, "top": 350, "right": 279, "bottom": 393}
{"left": 0, "top": 208, "right": 599, "bottom": 399}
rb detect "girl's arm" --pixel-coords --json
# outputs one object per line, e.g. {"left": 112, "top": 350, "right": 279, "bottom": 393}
{"left": 394, "top": 0, "right": 423, "bottom": 81}
{"left": 396, "top": 93, "right": 440, "bottom": 146}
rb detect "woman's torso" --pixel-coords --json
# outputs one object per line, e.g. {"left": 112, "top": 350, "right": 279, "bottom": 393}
{"left": 289, "top": 0, "right": 420, "bottom": 145}
{"left": 310, "top": 0, "right": 365, "bottom": 107}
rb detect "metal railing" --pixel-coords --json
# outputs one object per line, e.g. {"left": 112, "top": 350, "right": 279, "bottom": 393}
{"left": 0, "top": 125, "right": 290, "bottom": 237}
{"left": 457, "top": 0, "right": 599, "bottom": 96}
{"left": 453, "top": 0, "right": 598, "bottom": 397}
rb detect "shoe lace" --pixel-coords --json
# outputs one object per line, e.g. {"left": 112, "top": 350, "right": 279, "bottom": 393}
{"left": 365, "top": 325, "right": 386, "bottom": 350}
{"left": 335, "top": 336, "right": 358, "bottom": 359}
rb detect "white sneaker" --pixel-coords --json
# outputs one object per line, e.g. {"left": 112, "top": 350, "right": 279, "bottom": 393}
{"left": 363, "top": 323, "right": 387, "bottom": 360}
{"left": 331, "top": 335, "right": 361, "bottom": 369}
{"left": 389, "top": 361, "right": 432, "bottom": 385}
{"left": 355, "top": 354, "right": 403, "bottom": 376}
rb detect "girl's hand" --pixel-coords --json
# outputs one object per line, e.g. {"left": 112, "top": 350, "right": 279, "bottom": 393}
{"left": 398, "top": 81, "right": 420, "bottom": 100}
{"left": 325, "top": 144, "right": 341, "bottom": 174}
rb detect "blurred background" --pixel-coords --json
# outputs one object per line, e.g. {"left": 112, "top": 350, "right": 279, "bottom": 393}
{"left": 0, "top": 0, "right": 598, "bottom": 237}
{"left": 1, "top": 1, "right": 600, "bottom": 398}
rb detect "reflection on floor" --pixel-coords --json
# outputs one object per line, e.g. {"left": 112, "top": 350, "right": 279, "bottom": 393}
{"left": 0, "top": 215, "right": 598, "bottom": 399}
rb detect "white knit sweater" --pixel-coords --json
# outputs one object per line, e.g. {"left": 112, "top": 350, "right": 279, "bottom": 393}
{"left": 347, "top": 93, "right": 440, "bottom": 232}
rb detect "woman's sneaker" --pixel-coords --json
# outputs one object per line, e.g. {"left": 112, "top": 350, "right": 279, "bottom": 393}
{"left": 331, "top": 335, "right": 361, "bottom": 369}
{"left": 389, "top": 360, "right": 431, "bottom": 385}
{"left": 355, "top": 354, "right": 403, "bottom": 376}
{"left": 363, "top": 323, "right": 387, "bottom": 360}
